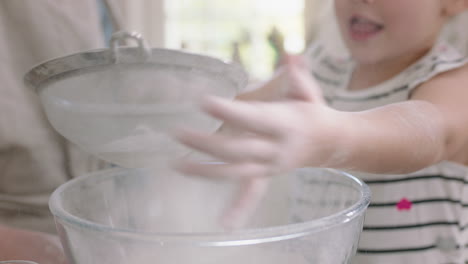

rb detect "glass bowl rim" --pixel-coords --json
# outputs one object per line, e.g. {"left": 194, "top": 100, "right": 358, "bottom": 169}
{"left": 49, "top": 167, "right": 371, "bottom": 246}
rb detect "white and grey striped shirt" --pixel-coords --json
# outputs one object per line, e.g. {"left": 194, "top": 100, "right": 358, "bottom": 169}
{"left": 308, "top": 40, "right": 468, "bottom": 264}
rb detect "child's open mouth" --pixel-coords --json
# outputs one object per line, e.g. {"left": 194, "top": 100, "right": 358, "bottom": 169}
{"left": 349, "top": 15, "right": 384, "bottom": 41}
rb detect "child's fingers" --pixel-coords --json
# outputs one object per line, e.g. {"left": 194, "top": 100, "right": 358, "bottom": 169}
{"left": 175, "top": 128, "right": 276, "bottom": 163}
{"left": 287, "top": 65, "right": 324, "bottom": 103}
{"left": 201, "top": 96, "right": 281, "bottom": 137}
{"left": 283, "top": 54, "right": 309, "bottom": 70}
{"left": 174, "top": 160, "right": 272, "bottom": 180}
{"left": 221, "top": 178, "right": 270, "bottom": 229}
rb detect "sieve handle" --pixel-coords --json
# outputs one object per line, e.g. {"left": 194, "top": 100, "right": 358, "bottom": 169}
{"left": 110, "top": 31, "right": 151, "bottom": 63}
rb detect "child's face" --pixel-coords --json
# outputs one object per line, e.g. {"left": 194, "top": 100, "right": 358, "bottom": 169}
{"left": 335, "top": 0, "right": 448, "bottom": 65}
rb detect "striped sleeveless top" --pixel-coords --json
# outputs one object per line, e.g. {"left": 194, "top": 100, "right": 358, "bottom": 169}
{"left": 307, "top": 41, "right": 468, "bottom": 264}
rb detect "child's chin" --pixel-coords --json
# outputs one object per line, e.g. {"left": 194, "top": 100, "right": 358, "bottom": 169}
{"left": 349, "top": 49, "right": 385, "bottom": 65}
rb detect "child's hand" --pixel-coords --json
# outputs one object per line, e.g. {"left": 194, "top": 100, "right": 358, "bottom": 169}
{"left": 175, "top": 59, "right": 335, "bottom": 179}
{"left": 173, "top": 57, "right": 341, "bottom": 228}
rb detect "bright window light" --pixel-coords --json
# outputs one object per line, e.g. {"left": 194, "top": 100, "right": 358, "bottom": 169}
{"left": 165, "top": 0, "right": 305, "bottom": 80}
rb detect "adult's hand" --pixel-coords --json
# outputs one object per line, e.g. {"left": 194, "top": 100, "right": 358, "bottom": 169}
{"left": 0, "top": 224, "right": 67, "bottom": 264}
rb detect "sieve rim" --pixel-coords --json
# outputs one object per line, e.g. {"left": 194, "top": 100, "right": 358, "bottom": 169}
{"left": 24, "top": 47, "right": 248, "bottom": 95}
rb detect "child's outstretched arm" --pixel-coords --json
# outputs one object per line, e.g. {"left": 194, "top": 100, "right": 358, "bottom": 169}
{"left": 175, "top": 62, "right": 468, "bottom": 178}
{"left": 338, "top": 64, "right": 468, "bottom": 173}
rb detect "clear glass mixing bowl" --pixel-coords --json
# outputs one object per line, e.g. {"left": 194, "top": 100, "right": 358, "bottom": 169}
{"left": 49, "top": 167, "right": 370, "bottom": 264}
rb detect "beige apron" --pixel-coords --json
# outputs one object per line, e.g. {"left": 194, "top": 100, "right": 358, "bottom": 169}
{"left": 0, "top": 0, "right": 116, "bottom": 234}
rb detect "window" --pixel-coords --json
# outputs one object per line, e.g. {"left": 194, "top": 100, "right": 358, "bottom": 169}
{"left": 165, "top": 0, "right": 305, "bottom": 80}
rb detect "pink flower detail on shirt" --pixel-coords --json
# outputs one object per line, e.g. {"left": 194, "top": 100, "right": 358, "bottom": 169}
{"left": 438, "top": 44, "right": 448, "bottom": 52}
{"left": 397, "top": 198, "right": 412, "bottom": 211}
